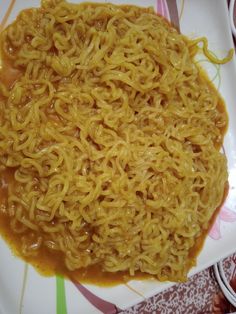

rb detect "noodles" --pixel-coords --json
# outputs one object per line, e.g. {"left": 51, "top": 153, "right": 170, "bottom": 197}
{"left": 0, "top": 0, "right": 231, "bottom": 282}
{"left": 190, "top": 37, "right": 234, "bottom": 65}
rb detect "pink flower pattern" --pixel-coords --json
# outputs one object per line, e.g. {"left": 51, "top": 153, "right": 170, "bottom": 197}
{"left": 156, "top": 0, "right": 170, "bottom": 21}
{"left": 209, "top": 206, "right": 236, "bottom": 240}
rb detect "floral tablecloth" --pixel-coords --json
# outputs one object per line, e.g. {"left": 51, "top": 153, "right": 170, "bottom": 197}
{"left": 122, "top": 254, "right": 236, "bottom": 314}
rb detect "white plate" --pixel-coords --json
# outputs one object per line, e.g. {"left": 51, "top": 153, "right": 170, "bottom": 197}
{"left": 0, "top": 1, "right": 236, "bottom": 313}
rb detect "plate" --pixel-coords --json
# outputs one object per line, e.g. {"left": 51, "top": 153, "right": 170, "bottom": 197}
{"left": 0, "top": 0, "right": 236, "bottom": 313}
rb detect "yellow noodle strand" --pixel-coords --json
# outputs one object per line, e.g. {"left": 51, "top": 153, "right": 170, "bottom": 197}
{"left": 191, "top": 37, "right": 234, "bottom": 64}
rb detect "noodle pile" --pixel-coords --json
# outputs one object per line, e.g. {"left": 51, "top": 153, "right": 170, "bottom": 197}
{"left": 0, "top": 0, "right": 230, "bottom": 282}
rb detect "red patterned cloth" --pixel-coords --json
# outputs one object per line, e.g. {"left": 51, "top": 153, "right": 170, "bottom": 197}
{"left": 122, "top": 254, "right": 236, "bottom": 313}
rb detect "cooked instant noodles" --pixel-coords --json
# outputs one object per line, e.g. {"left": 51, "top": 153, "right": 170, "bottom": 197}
{"left": 0, "top": 0, "right": 233, "bottom": 282}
